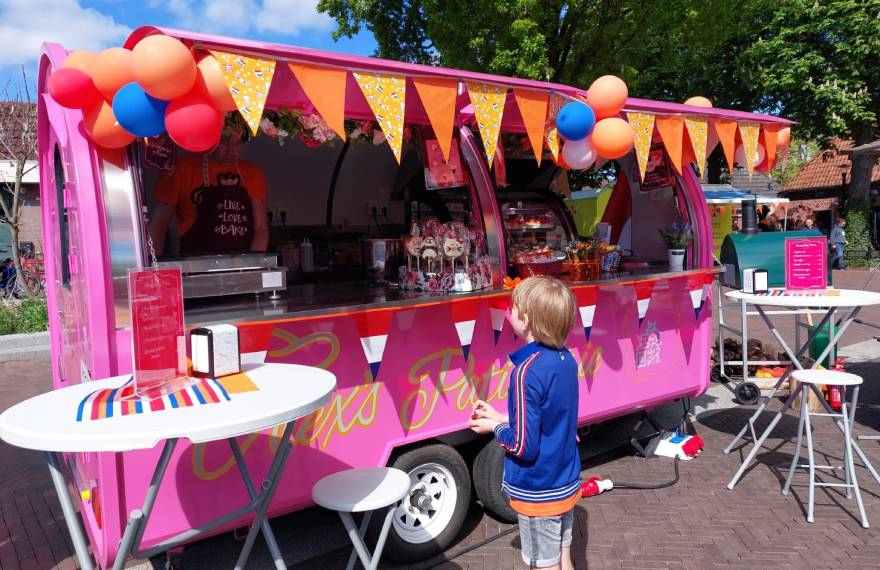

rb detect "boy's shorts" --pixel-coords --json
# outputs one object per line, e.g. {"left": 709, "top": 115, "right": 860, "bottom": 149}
{"left": 517, "top": 510, "right": 573, "bottom": 568}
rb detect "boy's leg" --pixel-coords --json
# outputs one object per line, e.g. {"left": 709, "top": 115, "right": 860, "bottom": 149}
{"left": 518, "top": 513, "right": 567, "bottom": 569}
{"left": 560, "top": 510, "right": 574, "bottom": 570}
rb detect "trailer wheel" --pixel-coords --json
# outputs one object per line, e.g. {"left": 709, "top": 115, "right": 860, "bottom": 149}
{"left": 735, "top": 382, "right": 761, "bottom": 406}
{"left": 379, "top": 443, "right": 471, "bottom": 563}
{"left": 472, "top": 440, "right": 517, "bottom": 523}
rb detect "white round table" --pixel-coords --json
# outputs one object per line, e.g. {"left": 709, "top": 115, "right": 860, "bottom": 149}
{"left": 723, "top": 289, "right": 880, "bottom": 491}
{"left": 0, "top": 362, "right": 336, "bottom": 570}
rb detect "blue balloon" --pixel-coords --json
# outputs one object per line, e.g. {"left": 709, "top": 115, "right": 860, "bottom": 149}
{"left": 112, "top": 83, "right": 168, "bottom": 138}
{"left": 556, "top": 101, "right": 596, "bottom": 141}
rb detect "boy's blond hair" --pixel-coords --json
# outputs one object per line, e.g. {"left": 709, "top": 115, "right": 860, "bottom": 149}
{"left": 511, "top": 276, "right": 576, "bottom": 348}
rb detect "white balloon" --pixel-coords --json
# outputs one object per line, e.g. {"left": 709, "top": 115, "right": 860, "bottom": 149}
{"left": 562, "top": 137, "right": 597, "bottom": 170}
{"left": 734, "top": 143, "right": 766, "bottom": 167}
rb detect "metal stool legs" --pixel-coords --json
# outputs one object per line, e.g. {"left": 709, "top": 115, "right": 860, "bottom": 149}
{"left": 338, "top": 505, "right": 397, "bottom": 570}
{"left": 782, "top": 384, "right": 869, "bottom": 528}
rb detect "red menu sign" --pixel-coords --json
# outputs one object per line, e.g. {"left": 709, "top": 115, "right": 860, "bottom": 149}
{"left": 129, "top": 268, "right": 186, "bottom": 396}
{"left": 785, "top": 237, "right": 828, "bottom": 291}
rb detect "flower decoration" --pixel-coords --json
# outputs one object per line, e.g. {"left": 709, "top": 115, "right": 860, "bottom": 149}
{"left": 658, "top": 221, "right": 693, "bottom": 249}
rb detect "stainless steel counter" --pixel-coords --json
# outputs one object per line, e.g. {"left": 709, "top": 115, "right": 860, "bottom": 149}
{"left": 183, "top": 266, "right": 719, "bottom": 327}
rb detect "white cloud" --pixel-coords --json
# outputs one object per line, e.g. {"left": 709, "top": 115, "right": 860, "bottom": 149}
{"left": 0, "top": 0, "right": 130, "bottom": 66}
{"left": 149, "top": 0, "right": 332, "bottom": 37}
{"left": 255, "top": 0, "right": 332, "bottom": 35}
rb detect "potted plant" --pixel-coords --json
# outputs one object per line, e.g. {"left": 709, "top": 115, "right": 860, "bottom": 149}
{"left": 659, "top": 221, "right": 692, "bottom": 271}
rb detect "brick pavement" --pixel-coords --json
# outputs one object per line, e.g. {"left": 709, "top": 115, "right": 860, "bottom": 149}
{"left": 6, "top": 325, "right": 880, "bottom": 567}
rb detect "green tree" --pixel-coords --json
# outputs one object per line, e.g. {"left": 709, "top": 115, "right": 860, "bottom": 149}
{"left": 745, "top": 0, "right": 880, "bottom": 207}
{"left": 318, "top": 0, "right": 760, "bottom": 104}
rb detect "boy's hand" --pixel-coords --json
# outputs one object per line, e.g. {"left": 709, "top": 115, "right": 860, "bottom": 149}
{"left": 472, "top": 400, "right": 507, "bottom": 424}
{"left": 469, "top": 417, "right": 499, "bottom": 434}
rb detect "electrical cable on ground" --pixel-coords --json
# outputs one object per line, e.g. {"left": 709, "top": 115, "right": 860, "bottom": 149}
{"left": 427, "top": 456, "right": 681, "bottom": 568}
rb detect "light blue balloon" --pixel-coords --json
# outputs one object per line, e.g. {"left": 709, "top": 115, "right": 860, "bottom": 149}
{"left": 556, "top": 101, "right": 596, "bottom": 141}
{"left": 112, "top": 83, "right": 168, "bottom": 138}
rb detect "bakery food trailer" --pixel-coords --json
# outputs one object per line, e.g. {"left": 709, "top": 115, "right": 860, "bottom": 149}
{"left": 36, "top": 26, "right": 791, "bottom": 566}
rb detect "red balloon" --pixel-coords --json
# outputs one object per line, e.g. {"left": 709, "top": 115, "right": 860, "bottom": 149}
{"left": 165, "top": 91, "right": 223, "bottom": 152}
{"left": 48, "top": 68, "right": 101, "bottom": 109}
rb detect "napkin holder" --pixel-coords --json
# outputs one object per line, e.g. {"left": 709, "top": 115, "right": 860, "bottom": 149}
{"left": 191, "top": 324, "right": 241, "bottom": 378}
{"left": 742, "top": 268, "right": 769, "bottom": 294}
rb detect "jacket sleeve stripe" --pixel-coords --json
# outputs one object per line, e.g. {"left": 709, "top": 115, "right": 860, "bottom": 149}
{"left": 504, "top": 352, "right": 539, "bottom": 457}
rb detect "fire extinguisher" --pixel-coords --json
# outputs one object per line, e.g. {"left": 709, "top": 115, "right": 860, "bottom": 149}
{"left": 826, "top": 358, "right": 846, "bottom": 412}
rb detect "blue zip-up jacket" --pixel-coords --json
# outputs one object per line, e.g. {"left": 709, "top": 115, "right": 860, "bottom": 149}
{"left": 493, "top": 342, "right": 581, "bottom": 504}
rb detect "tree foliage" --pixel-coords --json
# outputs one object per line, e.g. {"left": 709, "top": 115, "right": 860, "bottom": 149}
{"left": 319, "top": 0, "right": 880, "bottom": 201}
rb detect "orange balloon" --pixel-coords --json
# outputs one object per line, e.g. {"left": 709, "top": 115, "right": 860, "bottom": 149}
{"left": 590, "top": 117, "right": 635, "bottom": 160}
{"left": 83, "top": 101, "right": 134, "bottom": 149}
{"left": 684, "top": 96, "right": 713, "bottom": 108}
{"left": 63, "top": 50, "right": 97, "bottom": 74}
{"left": 132, "top": 35, "right": 197, "bottom": 100}
{"left": 92, "top": 48, "right": 134, "bottom": 102}
{"left": 196, "top": 54, "right": 236, "bottom": 112}
{"left": 777, "top": 127, "right": 791, "bottom": 149}
{"left": 586, "top": 75, "right": 628, "bottom": 119}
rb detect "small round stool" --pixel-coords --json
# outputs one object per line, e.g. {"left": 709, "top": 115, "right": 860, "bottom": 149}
{"left": 312, "top": 467, "right": 411, "bottom": 570}
{"left": 782, "top": 369, "right": 869, "bottom": 528}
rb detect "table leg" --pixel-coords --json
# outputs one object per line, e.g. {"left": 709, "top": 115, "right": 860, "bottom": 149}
{"left": 46, "top": 452, "right": 95, "bottom": 570}
{"left": 229, "top": 438, "right": 285, "bottom": 570}
{"left": 724, "top": 307, "right": 833, "bottom": 455}
{"left": 234, "top": 421, "right": 295, "bottom": 570}
{"left": 727, "top": 306, "right": 865, "bottom": 490}
{"left": 112, "top": 438, "right": 178, "bottom": 570}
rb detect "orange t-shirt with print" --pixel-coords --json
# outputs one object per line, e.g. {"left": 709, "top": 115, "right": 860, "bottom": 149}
{"left": 154, "top": 156, "right": 267, "bottom": 236}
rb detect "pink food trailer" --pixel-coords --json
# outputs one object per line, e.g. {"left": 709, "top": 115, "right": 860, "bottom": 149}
{"left": 36, "top": 26, "right": 792, "bottom": 567}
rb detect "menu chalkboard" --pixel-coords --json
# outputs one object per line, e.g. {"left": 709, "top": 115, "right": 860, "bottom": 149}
{"left": 129, "top": 268, "right": 186, "bottom": 397}
{"left": 785, "top": 237, "right": 828, "bottom": 291}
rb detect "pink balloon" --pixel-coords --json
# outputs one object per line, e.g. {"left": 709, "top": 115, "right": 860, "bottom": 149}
{"left": 561, "top": 138, "right": 597, "bottom": 170}
{"left": 734, "top": 143, "right": 766, "bottom": 168}
{"left": 48, "top": 68, "right": 102, "bottom": 109}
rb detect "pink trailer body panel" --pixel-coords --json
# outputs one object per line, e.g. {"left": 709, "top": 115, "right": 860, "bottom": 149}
{"left": 35, "top": 28, "right": 791, "bottom": 567}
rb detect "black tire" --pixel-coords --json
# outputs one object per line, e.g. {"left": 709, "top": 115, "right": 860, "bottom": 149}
{"left": 472, "top": 440, "right": 517, "bottom": 523}
{"left": 379, "top": 443, "right": 472, "bottom": 563}
{"left": 735, "top": 382, "right": 761, "bottom": 406}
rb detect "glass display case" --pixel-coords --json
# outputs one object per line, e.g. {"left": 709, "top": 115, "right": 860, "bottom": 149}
{"left": 500, "top": 199, "right": 572, "bottom": 277}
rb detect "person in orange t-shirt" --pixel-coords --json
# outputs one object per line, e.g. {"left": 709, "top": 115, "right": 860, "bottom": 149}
{"left": 149, "top": 128, "right": 269, "bottom": 257}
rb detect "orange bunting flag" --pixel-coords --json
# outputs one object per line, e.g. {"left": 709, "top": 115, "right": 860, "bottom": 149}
{"left": 412, "top": 76, "right": 458, "bottom": 162}
{"left": 467, "top": 82, "right": 508, "bottom": 166}
{"left": 288, "top": 62, "right": 347, "bottom": 140}
{"left": 762, "top": 124, "right": 780, "bottom": 171}
{"left": 713, "top": 119, "right": 738, "bottom": 174}
{"left": 655, "top": 116, "right": 684, "bottom": 174}
{"left": 544, "top": 93, "right": 565, "bottom": 163}
{"left": 354, "top": 71, "right": 407, "bottom": 163}
{"left": 513, "top": 89, "right": 549, "bottom": 164}
{"left": 211, "top": 51, "right": 276, "bottom": 136}
{"left": 626, "top": 112, "right": 655, "bottom": 181}
{"left": 739, "top": 121, "right": 761, "bottom": 175}
{"left": 684, "top": 117, "right": 708, "bottom": 177}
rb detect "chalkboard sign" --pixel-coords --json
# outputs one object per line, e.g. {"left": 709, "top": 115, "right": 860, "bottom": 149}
{"left": 129, "top": 268, "right": 186, "bottom": 397}
{"left": 785, "top": 237, "right": 828, "bottom": 291}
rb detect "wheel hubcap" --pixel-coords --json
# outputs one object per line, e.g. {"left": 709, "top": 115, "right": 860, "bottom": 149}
{"left": 392, "top": 462, "right": 458, "bottom": 544}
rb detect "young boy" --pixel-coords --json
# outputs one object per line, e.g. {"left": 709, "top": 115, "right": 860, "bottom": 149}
{"left": 470, "top": 276, "right": 580, "bottom": 570}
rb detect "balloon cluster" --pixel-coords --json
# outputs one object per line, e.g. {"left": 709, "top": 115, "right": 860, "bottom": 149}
{"left": 47, "top": 35, "right": 235, "bottom": 152}
{"left": 557, "top": 75, "right": 634, "bottom": 170}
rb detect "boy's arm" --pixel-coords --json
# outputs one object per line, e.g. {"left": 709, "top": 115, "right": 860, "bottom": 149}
{"left": 494, "top": 360, "right": 542, "bottom": 462}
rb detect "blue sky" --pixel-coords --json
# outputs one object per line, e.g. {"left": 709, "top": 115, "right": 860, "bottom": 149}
{"left": 0, "top": 0, "right": 378, "bottom": 96}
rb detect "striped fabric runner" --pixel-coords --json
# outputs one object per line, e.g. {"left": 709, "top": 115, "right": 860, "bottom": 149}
{"left": 76, "top": 376, "right": 232, "bottom": 422}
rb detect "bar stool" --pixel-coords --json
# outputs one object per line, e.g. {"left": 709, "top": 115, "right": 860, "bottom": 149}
{"left": 312, "top": 467, "right": 411, "bottom": 570}
{"left": 782, "top": 369, "right": 869, "bottom": 528}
